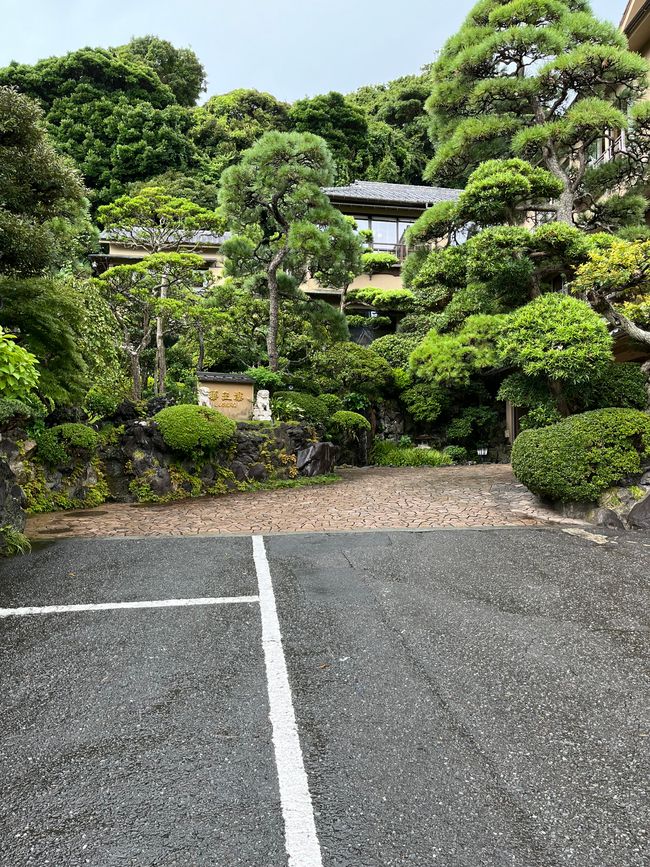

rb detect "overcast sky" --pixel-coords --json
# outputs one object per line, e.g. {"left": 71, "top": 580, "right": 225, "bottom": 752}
{"left": 1, "top": 0, "right": 623, "bottom": 102}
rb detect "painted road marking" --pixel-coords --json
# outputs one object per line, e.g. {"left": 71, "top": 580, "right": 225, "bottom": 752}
{"left": 252, "top": 534, "right": 323, "bottom": 867}
{"left": 0, "top": 596, "right": 260, "bottom": 618}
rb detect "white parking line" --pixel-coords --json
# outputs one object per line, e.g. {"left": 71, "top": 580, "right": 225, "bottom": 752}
{"left": 252, "top": 534, "right": 323, "bottom": 867}
{"left": 0, "top": 596, "right": 260, "bottom": 618}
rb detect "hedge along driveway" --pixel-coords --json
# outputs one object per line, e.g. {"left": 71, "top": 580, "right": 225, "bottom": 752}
{"left": 26, "top": 465, "right": 577, "bottom": 540}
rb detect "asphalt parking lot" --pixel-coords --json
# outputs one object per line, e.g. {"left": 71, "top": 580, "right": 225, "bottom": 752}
{"left": 1, "top": 528, "right": 648, "bottom": 866}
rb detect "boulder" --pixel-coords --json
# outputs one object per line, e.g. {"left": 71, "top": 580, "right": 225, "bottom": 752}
{"left": 296, "top": 442, "right": 338, "bottom": 477}
{"left": 627, "top": 494, "right": 650, "bottom": 530}
{"left": 594, "top": 508, "right": 625, "bottom": 530}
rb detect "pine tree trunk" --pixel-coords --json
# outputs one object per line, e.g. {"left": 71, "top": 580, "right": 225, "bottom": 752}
{"left": 267, "top": 268, "right": 280, "bottom": 372}
{"left": 155, "top": 270, "right": 169, "bottom": 395}
{"left": 197, "top": 322, "right": 205, "bottom": 371}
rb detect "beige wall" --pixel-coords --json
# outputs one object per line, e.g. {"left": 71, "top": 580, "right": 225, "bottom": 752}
{"left": 622, "top": 0, "right": 650, "bottom": 98}
{"left": 197, "top": 380, "right": 254, "bottom": 421}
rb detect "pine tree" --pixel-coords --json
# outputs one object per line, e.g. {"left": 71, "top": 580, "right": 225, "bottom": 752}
{"left": 425, "top": 0, "right": 650, "bottom": 227}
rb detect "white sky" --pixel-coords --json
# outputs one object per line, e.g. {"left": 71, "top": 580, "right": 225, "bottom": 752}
{"left": 0, "top": 0, "right": 623, "bottom": 102}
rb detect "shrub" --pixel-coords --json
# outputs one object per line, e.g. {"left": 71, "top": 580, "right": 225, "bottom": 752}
{"left": 56, "top": 423, "right": 99, "bottom": 451}
{"left": 0, "top": 328, "right": 39, "bottom": 400}
{"left": 371, "top": 333, "right": 420, "bottom": 369}
{"left": 0, "top": 398, "right": 33, "bottom": 426}
{"left": 34, "top": 423, "right": 99, "bottom": 466}
{"left": 154, "top": 404, "right": 236, "bottom": 455}
{"left": 371, "top": 440, "right": 452, "bottom": 467}
{"left": 244, "top": 367, "right": 285, "bottom": 392}
{"left": 348, "top": 286, "right": 414, "bottom": 311}
{"left": 272, "top": 391, "right": 331, "bottom": 426}
{"left": 401, "top": 382, "right": 448, "bottom": 424}
{"left": 446, "top": 406, "right": 499, "bottom": 445}
{"left": 329, "top": 411, "right": 371, "bottom": 438}
{"left": 84, "top": 387, "right": 120, "bottom": 420}
{"left": 0, "top": 526, "right": 31, "bottom": 557}
{"left": 345, "top": 314, "right": 391, "bottom": 330}
{"left": 512, "top": 408, "right": 650, "bottom": 502}
{"left": 442, "top": 445, "right": 468, "bottom": 464}
{"left": 311, "top": 343, "right": 393, "bottom": 399}
{"left": 320, "top": 393, "right": 344, "bottom": 415}
{"left": 582, "top": 362, "right": 648, "bottom": 411}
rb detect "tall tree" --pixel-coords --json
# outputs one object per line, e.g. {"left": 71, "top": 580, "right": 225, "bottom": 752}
{"left": 118, "top": 36, "right": 206, "bottom": 107}
{"left": 97, "top": 187, "right": 222, "bottom": 393}
{"left": 0, "top": 86, "right": 88, "bottom": 275}
{"left": 350, "top": 72, "right": 435, "bottom": 183}
{"left": 97, "top": 253, "right": 205, "bottom": 399}
{"left": 0, "top": 87, "right": 99, "bottom": 406}
{"left": 425, "top": 0, "right": 650, "bottom": 226}
{"left": 288, "top": 92, "right": 368, "bottom": 183}
{"left": 219, "top": 132, "right": 362, "bottom": 370}
{"left": 0, "top": 48, "right": 197, "bottom": 204}
{"left": 193, "top": 89, "right": 290, "bottom": 177}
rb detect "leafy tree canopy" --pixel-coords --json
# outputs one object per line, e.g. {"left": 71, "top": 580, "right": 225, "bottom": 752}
{"left": 288, "top": 92, "right": 369, "bottom": 184}
{"left": 117, "top": 36, "right": 206, "bottom": 107}
{"left": 0, "top": 48, "right": 196, "bottom": 205}
{"left": 0, "top": 86, "right": 89, "bottom": 276}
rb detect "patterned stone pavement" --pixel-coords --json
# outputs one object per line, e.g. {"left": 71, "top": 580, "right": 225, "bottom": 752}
{"left": 26, "top": 465, "right": 580, "bottom": 540}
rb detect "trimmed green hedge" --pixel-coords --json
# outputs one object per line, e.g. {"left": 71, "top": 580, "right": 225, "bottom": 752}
{"left": 371, "top": 440, "right": 452, "bottom": 467}
{"left": 154, "top": 404, "right": 236, "bottom": 455}
{"left": 273, "top": 391, "right": 331, "bottom": 426}
{"left": 329, "top": 410, "right": 371, "bottom": 436}
{"left": 512, "top": 408, "right": 650, "bottom": 502}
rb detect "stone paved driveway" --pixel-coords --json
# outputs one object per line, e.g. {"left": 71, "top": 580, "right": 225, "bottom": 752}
{"left": 26, "top": 465, "right": 576, "bottom": 540}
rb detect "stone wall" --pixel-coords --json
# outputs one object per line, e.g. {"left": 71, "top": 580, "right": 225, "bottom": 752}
{"left": 0, "top": 414, "right": 339, "bottom": 545}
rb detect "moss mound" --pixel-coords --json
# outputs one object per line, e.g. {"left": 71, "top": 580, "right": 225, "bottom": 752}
{"left": 153, "top": 404, "right": 236, "bottom": 455}
{"left": 512, "top": 408, "right": 650, "bottom": 502}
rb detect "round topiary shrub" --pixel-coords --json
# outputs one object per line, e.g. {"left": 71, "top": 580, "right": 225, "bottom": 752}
{"left": 329, "top": 410, "right": 371, "bottom": 438}
{"left": 153, "top": 404, "right": 236, "bottom": 455}
{"left": 512, "top": 408, "right": 650, "bottom": 502}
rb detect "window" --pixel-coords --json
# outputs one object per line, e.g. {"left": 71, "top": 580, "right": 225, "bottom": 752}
{"left": 351, "top": 216, "right": 369, "bottom": 233}
{"left": 398, "top": 220, "right": 414, "bottom": 244}
{"left": 371, "top": 219, "right": 398, "bottom": 249}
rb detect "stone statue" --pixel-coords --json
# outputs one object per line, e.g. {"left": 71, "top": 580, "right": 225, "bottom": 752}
{"left": 252, "top": 389, "right": 272, "bottom": 421}
{"left": 197, "top": 385, "right": 212, "bottom": 408}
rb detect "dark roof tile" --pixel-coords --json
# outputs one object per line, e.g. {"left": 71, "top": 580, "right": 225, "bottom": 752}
{"left": 322, "top": 180, "right": 462, "bottom": 207}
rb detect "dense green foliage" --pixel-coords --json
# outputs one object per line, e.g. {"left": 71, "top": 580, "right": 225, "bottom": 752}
{"left": 154, "top": 404, "right": 236, "bottom": 454}
{"left": 0, "top": 328, "right": 39, "bottom": 399}
{"left": 329, "top": 410, "right": 371, "bottom": 435}
{"left": 273, "top": 391, "right": 332, "bottom": 427}
{"left": 512, "top": 409, "right": 650, "bottom": 502}
{"left": 425, "top": 0, "right": 650, "bottom": 228}
{"left": 370, "top": 440, "right": 452, "bottom": 467}
{"left": 35, "top": 423, "right": 99, "bottom": 466}
{"left": 220, "top": 132, "right": 361, "bottom": 370}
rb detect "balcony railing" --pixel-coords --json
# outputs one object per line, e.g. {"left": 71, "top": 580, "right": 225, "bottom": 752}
{"left": 592, "top": 133, "right": 627, "bottom": 168}
{"left": 367, "top": 242, "right": 408, "bottom": 262}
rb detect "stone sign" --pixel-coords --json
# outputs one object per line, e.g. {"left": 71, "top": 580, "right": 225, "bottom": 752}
{"left": 196, "top": 372, "right": 255, "bottom": 421}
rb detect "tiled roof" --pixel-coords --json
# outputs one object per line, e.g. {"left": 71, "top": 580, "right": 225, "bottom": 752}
{"left": 322, "top": 180, "right": 462, "bottom": 207}
{"left": 196, "top": 371, "right": 255, "bottom": 383}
